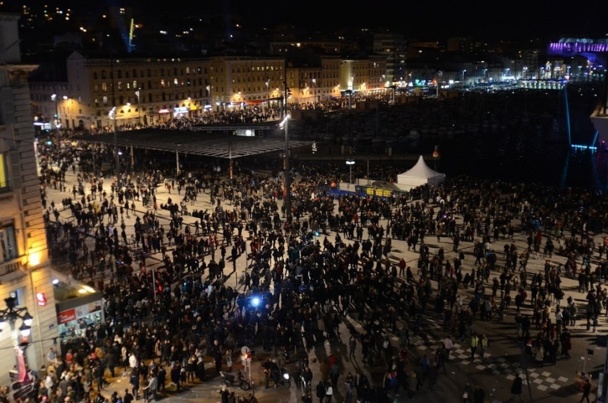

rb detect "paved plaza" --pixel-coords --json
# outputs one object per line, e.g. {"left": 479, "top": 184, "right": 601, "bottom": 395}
{"left": 41, "top": 151, "right": 608, "bottom": 403}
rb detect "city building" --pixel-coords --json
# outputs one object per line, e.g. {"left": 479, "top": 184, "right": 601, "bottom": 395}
{"left": 0, "top": 13, "right": 58, "bottom": 386}
{"left": 210, "top": 56, "right": 285, "bottom": 109}
{"left": 340, "top": 56, "right": 388, "bottom": 94}
{"left": 373, "top": 32, "right": 407, "bottom": 84}
{"left": 30, "top": 52, "right": 389, "bottom": 129}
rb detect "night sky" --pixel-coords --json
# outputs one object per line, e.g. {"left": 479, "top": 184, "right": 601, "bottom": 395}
{"left": 150, "top": 0, "right": 608, "bottom": 41}
{"left": 13, "top": 0, "right": 608, "bottom": 41}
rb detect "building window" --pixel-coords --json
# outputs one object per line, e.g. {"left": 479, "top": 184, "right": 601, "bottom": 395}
{"left": 0, "top": 153, "right": 9, "bottom": 191}
{"left": 0, "top": 223, "right": 17, "bottom": 262}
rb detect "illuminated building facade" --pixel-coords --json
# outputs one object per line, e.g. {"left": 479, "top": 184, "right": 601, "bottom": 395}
{"left": 30, "top": 53, "right": 389, "bottom": 129}
{"left": 0, "top": 13, "right": 59, "bottom": 386}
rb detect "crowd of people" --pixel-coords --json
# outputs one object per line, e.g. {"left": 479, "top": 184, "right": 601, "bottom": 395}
{"left": 16, "top": 84, "right": 608, "bottom": 403}
{"left": 22, "top": 129, "right": 608, "bottom": 403}
{"left": 64, "top": 90, "right": 397, "bottom": 136}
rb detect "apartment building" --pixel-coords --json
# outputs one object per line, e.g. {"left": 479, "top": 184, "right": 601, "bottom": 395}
{"left": 0, "top": 13, "right": 58, "bottom": 386}
{"left": 340, "top": 56, "right": 388, "bottom": 94}
{"left": 30, "top": 52, "right": 389, "bottom": 129}
{"left": 373, "top": 32, "right": 407, "bottom": 84}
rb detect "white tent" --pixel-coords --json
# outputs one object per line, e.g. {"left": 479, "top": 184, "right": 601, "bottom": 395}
{"left": 396, "top": 155, "right": 446, "bottom": 190}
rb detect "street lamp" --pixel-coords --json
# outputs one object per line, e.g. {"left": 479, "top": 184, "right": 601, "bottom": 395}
{"left": 390, "top": 85, "right": 396, "bottom": 104}
{"left": 346, "top": 160, "right": 355, "bottom": 184}
{"left": 50, "top": 94, "right": 59, "bottom": 129}
{"left": 135, "top": 89, "right": 141, "bottom": 124}
{"left": 432, "top": 145, "right": 440, "bottom": 171}
{"left": 436, "top": 71, "right": 443, "bottom": 97}
{"left": 0, "top": 296, "right": 33, "bottom": 338}
{"left": 279, "top": 115, "right": 291, "bottom": 220}
{"left": 175, "top": 143, "right": 181, "bottom": 176}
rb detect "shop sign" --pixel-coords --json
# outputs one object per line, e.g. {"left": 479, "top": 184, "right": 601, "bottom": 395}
{"left": 36, "top": 292, "right": 47, "bottom": 306}
{"left": 58, "top": 309, "right": 76, "bottom": 324}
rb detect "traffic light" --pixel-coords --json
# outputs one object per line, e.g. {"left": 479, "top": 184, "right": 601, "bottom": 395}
{"left": 311, "top": 141, "right": 317, "bottom": 154}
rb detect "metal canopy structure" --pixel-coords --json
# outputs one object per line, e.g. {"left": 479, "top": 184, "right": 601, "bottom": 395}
{"left": 73, "top": 128, "right": 311, "bottom": 159}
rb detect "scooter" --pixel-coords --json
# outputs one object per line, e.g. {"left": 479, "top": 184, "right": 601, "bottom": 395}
{"left": 220, "top": 370, "right": 252, "bottom": 390}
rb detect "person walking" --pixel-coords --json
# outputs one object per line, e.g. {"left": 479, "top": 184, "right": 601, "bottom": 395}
{"left": 329, "top": 363, "right": 340, "bottom": 389}
{"left": 462, "top": 381, "right": 474, "bottom": 402}
{"left": 129, "top": 369, "right": 140, "bottom": 400}
{"left": 316, "top": 381, "right": 326, "bottom": 403}
{"left": 470, "top": 334, "right": 479, "bottom": 360}
{"left": 510, "top": 373, "right": 523, "bottom": 402}
{"left": 170, "top": 362, "right": 182, "bottom": 392}
{"left": 443, "top": 336, "right": 453, "bottom": 361}
{"left": 349, "top": 334, "right": 357, "bottom": 360}
{"left": 479, "top": 334, "right": 489, "bottom": 360}
{"left": 324, "top": 380, "right": 334, "bottom": 402}
{"left": 473, "top": 384, "right": 485, "bottom": 403}
{"left": 579, "top": 377, "right": 591, "bottom": 403}
{"left": 142, "top": 373, "right": 158, "bottom": 403}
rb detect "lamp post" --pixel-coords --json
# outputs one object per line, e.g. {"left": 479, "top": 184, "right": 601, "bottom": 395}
{"left": 280, "top": 115, "right": 291, "bottom": 220}
{"left": 110, "top": 58, "right": 120, "bottom": 191}
{"left": 346, "top": 160, "right": 355, "bottom": 185}
{"left": 229, "top": 142, "right": 233, "bottom": 180}
{"left": 265, "top": 79, "right": 270, "bottom": 101}
{"left": 436, "top": 71, "right": 443, "bottom": 97}
{"left": 175, "top": 144, "right": 181, "bottom": 176}
{"left": 0, "top": 296, "right": 33, "bottom": 337}
{"left": 345, "top": 89, "right": 353, "bottom": 110}
{"left": 50, "top": 94, "right": 58, "bottom": 129}
{"left": 135, "top": 89, "right": 141, "bottom": 124}
{"left": 432, "top": 146, "right": 440, "bottom": 171}
{"left": 0, "top": 296, "right": 34, "bottom": 383}
{"left": 430, "top": 146, "right": 439, "bottom": 188}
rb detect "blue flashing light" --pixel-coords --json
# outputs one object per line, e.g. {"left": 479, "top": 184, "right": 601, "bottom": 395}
{"left": 251, "top": 296, "right": 261, "bottom": 308}
{"left": 571, "top": 144, "right": 597, "bottom": 151}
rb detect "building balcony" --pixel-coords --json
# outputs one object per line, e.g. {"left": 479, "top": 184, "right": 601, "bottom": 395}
{"left": 0, "top": 257, "right": 25, "bottom": 277}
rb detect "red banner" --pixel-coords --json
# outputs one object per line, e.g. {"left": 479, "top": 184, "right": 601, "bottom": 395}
{"left": 58, "top": 309, "right": 76, "bottom": 324}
